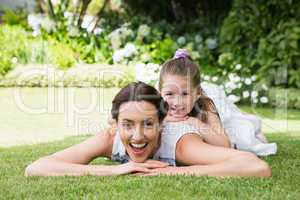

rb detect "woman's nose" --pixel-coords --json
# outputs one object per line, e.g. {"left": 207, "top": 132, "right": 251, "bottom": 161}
{"left": 132, "top": 126, "right": 144, "bottom": 141}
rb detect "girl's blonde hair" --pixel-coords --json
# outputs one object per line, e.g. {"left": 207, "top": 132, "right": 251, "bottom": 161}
{"left": 158, "top": 56, "right": 219, "bottom": 123}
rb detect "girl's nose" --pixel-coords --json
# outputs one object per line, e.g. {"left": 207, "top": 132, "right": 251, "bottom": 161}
{"left": 173, "top": 95, "right": 182, "bottom": 107}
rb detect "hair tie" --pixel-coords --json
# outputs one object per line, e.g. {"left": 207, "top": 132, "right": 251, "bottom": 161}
{"left": 173, "top": 49, "right": 191, "bottom": 59}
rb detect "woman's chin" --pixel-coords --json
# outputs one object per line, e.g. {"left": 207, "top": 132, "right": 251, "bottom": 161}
{"left": 126, "top": 146, "right": 151, "bottom": 163}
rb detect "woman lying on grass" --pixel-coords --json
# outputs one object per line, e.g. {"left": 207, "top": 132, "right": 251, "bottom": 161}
{"left": 25, "top": 82, "right": 271, "bottom": 177}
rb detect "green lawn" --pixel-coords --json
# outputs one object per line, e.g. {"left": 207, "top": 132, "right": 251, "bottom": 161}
{"left": 238, "top": 105, "right": 300, "bottom": 120}
{"left": 0, "top": 133, "right": 299, "bottom": 199}
{"left": 0, "top": 88, "right": 300, "bottom": 199}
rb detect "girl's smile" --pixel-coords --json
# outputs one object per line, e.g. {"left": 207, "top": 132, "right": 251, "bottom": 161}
{"left": 161, "top": 75, "right": 200, "bottom": 118}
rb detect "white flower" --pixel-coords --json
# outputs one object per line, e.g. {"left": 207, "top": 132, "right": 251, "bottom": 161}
{"left": 195, "top": 35, "right": 203, "bottom": 43}
{"left": 212, "top": 76, "right": 218, "bottom": 82}
{"left": 237, "top": 83, "right": 242, "bottom": 88}
{"left": 64, "top": 11, "right": 73, "bottom": 18}
{"left": 252, "top": 98, "right": 258, "bottom": 104}
{"left": 262, "top": 84, "right": 268, "bottom": 90}
{"left": 225, "top": 81, "right": 237, "bottom": 90}
{"left": 177, "top": 36, "right": 186, "bottom": 46}
{"left": 235, "top": 64, "right": 242, "bottom": 70}
{"left": 233, "top": 76, "right": 241, "bottom": 83}
{"left": 205, "top": 38, "right": 217, "bottom": 50}
{"left": 228, "top": 73, "right": 235, "bottom": 81}
{"left": 11, "top": 57, "right": 18, "bottom": 64}
{"left": 109, "top": 26, "right": 134, "bottom": 50}
{"left": 251, "top": 91, "right": 258, "bottom": 98}
{"left": 137, "top": 24, "right": 150, "bottom": 39}
{"left": 203, "top": 75, "right": 210, "bottom": 81}
{"left": 93, "top": 27, "right": 103, "bottom": 35}
{"left": 81, "top": 15, "right": 94, "bottom": 30}
{"left": 32, "top": 30, "right": 40, "bottom": 37}
{"left": 225, "top": 88, "right": 233, "bottom": 94}
{"left": 244, "top": 78, "right": 252, "bottom": 85}
{"left": 243, "top": 91, "right": 250, "bottom": 98}
{"left": 260, "top": 97, "right": 268, "bottom": 103}
{"left": 27, "top": 14, "right": 43, "bottom": 32}
{"left": 146, "top": 63, "right": 160, "bottom": 72}
{"left": 135, "top": 63, "right": 159, "bottom": 84}
{"left": 112, "top": 49, "right": 125, "bottom": 63}
{"left": 251, "top": 75, "right": 257, "bottom": 81}
{"left": 123, "top": 43, "right": 137, "bottom": 58}
{"left": 228, "top": 94, "right": 240, "bottom": 103}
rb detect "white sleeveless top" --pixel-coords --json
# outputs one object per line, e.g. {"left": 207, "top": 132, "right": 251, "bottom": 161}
{"left": 111, "top": 122, "right": 201, "bottom": 166}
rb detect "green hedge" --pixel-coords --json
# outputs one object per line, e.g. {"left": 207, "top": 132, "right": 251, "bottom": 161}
{"left": 219, "top": 0, "right": 300, "bottom": 88}
{"left": 268, "top": 87, "right": 300, "bottom": 109}
{"left": 0, "top": 64, "right": 135, "bottom": 88}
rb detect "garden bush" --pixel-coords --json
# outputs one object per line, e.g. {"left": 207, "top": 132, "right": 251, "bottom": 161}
{"left": 255, "top": 19, "right": 300, "bottom": 88}
{"left": 0, "top": 25, "right": 30, "bottom": 76}
{"left": 0, "top": 64, "right": 135, "bottom": 88}
{"left": 49, "top": 42, "right": 76, "bottom": 70}
{"left": 268, "top": 87, "right": 300, "bottom": 109}
{"left": 219, "top": 0, "right": 300, "bottom": 88}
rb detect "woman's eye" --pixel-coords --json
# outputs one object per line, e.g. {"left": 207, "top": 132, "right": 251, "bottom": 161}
{"left": 165, "top": 93, "right": 172, "bottom": 96}
{"left": 182, "top": 92, "right": 189, "bottom": 96}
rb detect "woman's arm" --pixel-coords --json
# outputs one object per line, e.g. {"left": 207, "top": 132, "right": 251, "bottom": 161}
{"left": 25, "top": 126, "right": 169, "bottom": 177}
{"left": 186, "top": 114, "right": 231, "bottom": 148}
{"left": 25, "top": 127, "right": 116, "bottom": 176}
{"left": 147, "top": 134, "right": 271, "bottom": 177}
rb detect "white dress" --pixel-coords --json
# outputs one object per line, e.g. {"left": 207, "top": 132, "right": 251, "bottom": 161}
{"left": 201, "top": 82, "right": 277, "bottom": 156}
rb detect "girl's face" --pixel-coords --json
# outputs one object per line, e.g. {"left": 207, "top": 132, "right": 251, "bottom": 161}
{"left": 160, "top": 75, "right": 200, "bottom": 118}
{"left": 117, "top": 101, "right": 161, "bottom": 163}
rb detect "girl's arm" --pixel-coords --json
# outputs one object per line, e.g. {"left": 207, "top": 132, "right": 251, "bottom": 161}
{"left": 187, "top": 113, "right": 231, "bottom": 148}
{"left": 25, "top": 127, "right": 168, "bottom": 177}
{"left": 146, "top": 134, "right": 271, "bottom": 177}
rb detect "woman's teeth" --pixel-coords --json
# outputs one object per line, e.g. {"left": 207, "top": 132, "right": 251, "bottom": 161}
{"left": 130, "top": 143, "right": 147, "bottom": 149}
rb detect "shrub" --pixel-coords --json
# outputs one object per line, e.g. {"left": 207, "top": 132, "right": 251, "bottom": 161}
{"left": 1, "top": 8, "right": 29, "bottom": 28}
{"left": 255, "top": 19, "right": 300, "bottom": 88}
{"left": 0, "top": 25, "right": 30, "bottom": 75}
{"left": 49, "top": 42, "right": 76, "bottom": 70}
{"left": 268, "top": 87, "right": 300, "bottom": 109}
{"left": 219, "top": 0, "right": 300, "bottom": 88}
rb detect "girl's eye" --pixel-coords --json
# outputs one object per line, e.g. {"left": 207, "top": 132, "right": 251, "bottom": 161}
{"left": 144, "top": 121, "right": 154, "bottom": 128}
{"left": 182, "top": 92, "right": 189, "bottom": 96}
{"left": 165, "top": 93, "right": 172, "bottom": 96}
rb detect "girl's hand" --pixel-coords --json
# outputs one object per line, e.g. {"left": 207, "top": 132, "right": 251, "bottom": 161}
{"left": 115, "top": 160, "right": 169, "bottom": 175}
{"left": 183, "top": 117, "right": 208, "bottom": 131}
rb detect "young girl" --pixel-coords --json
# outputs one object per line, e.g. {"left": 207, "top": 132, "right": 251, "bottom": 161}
{"left": 158, "top": 49, "right": 277, "bottom": 156}
{"left": 25, "top": 82, "right": 271, "bottom": 177}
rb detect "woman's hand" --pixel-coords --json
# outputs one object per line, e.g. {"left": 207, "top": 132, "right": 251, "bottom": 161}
{"left": 135, "top": 166, "right": 186, "bottom": 176}
{"left": 114, "top": 160, "right": 169, "bottom": 175}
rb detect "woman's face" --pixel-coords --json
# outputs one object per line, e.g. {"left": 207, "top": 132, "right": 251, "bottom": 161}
{"left": 160, "top": 75, "right": 200, "bottom": 118}
{"left": 117, "top": 100, "right": 161, "bottom": 163}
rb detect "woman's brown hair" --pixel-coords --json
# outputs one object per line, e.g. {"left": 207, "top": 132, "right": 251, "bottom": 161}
{"left": 111, "top": 82, "right": 168, "bottom": 122}
{"left": 158, "top": 56, "right": 219, "bottom": 123}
